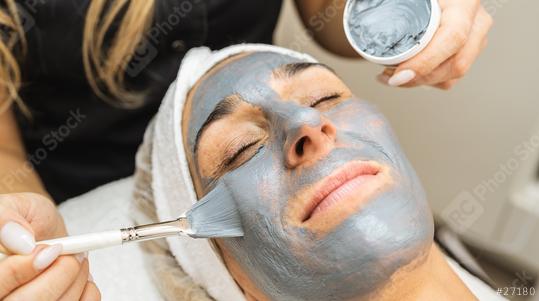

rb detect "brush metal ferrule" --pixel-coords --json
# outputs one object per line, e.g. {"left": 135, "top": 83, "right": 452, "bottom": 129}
{"left": 120, "top": 217, "right": 189, "bottom": 243}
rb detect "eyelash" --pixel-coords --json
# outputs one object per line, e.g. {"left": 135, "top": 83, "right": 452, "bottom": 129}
{"left": 223, "top": 139, "right": 261, "bottom": 167}
{"left": 309, "top": 93, "right": 341, "bottom": 107}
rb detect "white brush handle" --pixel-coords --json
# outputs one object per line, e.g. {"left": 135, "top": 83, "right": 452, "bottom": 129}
{"left": 41, "top": 230, "right": 123, "bottom": 254}
{"left": 0, "top": 230, "right": 122, "bottom": 262}
{"left": 0, "top": 218, "right": 188, "bottom": 262}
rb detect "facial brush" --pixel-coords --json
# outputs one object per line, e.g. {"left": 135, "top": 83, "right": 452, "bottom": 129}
{"left": 0, "top": 182, "right": 242, "bottom": 261}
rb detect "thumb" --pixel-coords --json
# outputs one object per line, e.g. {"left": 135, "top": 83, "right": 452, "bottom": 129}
{"left": 0, "top": 202, "right": 36, "bottom": 255}
{"left": 0, "top": 192, "right": 67, "bottom": 240}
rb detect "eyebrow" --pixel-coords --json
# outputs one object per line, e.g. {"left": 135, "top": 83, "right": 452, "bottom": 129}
{"left": 273, "top": 62, "right": 336, "bottom": 79}
{"left": 194, "top": 95, "right": 241, "bottom": 153}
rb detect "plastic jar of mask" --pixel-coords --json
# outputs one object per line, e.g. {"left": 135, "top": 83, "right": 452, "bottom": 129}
{"left": 343, "top": 0, "right": 441, "bottom": 66}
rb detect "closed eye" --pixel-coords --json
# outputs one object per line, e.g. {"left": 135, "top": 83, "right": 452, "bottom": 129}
{"left": 310, "top": 93, "right": 342, "bottom": 107}
{"left": 223, "top": 139, "right": 260, "bottom": 168}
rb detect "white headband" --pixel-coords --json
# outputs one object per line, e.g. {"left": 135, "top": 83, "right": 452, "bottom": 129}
{"left": 151, "top": 44, "right": 317, "bottom": 300}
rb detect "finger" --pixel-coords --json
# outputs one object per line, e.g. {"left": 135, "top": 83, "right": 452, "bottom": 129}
{"left": 382, "top": 68, "right": 395, "bottom": 77}
{"left": 0, "top": 196, "right": 35, "bottom": 235}
{"left": 0, "top": 244, "right": 56, "bottom": 298}
{"left": 80, "top": 281, "right": 101, "bottom": 301}
{"left": 0, "top": 199, "right": 36, "bottom": 254}
{"left": 401, "top": 37, "right": 487, "bottom": 88}
{"left": 59, "top": 259, "right": 89, "bottom": 301}
{"left": 411, "top": 9, "right": 492, "bottom": 86}
{"left": 376, "top": 68, "right": 396, "bottom": 85}
{"left": 8, "top": 254, "right": 83, "bottom": 301}
{"left": 434, "top": 79, "right": 459, "bottom": 90}
{"left": 438, "top": 0, "right": 481, "bottom": 14}
{"left": 8, "top": 192, "right": 66, "bottom": 240}
{"left": 403, "top": 58, "right": 454, "bottom": 87}
{"left": 387, "top": 0, "right": 480, "bottom": 86}
{"left": 0, "top": 192, "right": 65, "bottom": 255}
{"left": 448, "top": 7, "right": 492, "bottom": 77}
{"left": 0, "top": 220, "right": 35, "bottom": 255}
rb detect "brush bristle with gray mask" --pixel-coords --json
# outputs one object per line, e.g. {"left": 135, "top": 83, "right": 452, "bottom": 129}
{"left": 185, "top": 182, "right": 244, "bottom": 238}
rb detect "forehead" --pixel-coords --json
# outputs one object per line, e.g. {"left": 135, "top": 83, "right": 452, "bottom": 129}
{"left": 186, "top": 52, "right": 309, "bottom": 148}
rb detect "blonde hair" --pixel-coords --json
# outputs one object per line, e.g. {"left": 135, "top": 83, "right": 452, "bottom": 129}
{"left": 0, "top": 0, "right": 155, "bottom": 114}
{"left": 0, "top": 0, "right": 28, "bottom": 115}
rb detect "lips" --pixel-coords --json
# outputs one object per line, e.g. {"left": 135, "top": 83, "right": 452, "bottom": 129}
{"left": 285, "top": 160, "right": 391, "bottom": 233}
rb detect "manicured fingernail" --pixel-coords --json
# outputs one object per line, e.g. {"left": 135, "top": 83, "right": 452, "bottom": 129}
{"left": 0, "top": 222, "right": 36, "bottom": 255}
{"left": 75, "top": 252, "right": 88, "bottom": 263}
{"left": 376, "top": 73, "right": 390, "bottom": 85}
{"left": 33, "top": 244, "right": 62, "bottom": 270}
{"left": 388, "top": 69, "right": 416, "bottom": 86}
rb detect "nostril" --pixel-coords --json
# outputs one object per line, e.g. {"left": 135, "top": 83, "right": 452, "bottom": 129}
{"left": 295, "top": 136, "right": 307, "bottom": 156}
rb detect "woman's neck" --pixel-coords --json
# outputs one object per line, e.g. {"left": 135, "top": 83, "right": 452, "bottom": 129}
{"left": 372, "top": 244, "right": 478, "bottom": 301}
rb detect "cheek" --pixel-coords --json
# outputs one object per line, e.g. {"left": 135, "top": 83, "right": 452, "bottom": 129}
{"left": 327, "top": 100, "right": 391, "bottom": 139}
{"left": 222, "top": 149, "right": 285, "bottom": 218}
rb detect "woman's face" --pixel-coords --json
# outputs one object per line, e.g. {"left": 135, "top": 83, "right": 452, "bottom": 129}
{"left": 182, "top": 52, "right": 434, "bottom": 301}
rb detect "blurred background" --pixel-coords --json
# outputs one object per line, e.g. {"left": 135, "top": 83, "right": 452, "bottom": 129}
{"left": 275, "top": 0, "right": 539, "bottom": 299}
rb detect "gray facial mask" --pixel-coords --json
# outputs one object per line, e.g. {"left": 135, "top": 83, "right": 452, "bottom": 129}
{"left": 185, "top": 52, "right": 434, "bottom": 301}
{"left": 347, "top": 0, "right": 432, "bottom": 57}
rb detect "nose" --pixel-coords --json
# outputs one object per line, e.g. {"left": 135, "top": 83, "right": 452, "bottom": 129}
{"left": 285, "top": 116, "right": 337, "bottom": 168}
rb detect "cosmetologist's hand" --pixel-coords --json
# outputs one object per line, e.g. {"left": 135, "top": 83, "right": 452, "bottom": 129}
{"left": 0, "top": 192, "right": 100, "bottom": 301}
{"left": 378, "top": 0, "right": 493, "bottom": 89}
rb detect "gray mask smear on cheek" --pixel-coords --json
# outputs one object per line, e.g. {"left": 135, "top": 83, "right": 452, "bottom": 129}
{"left": 187, "top": 53, "right": 434, "bottom": 300}
{"left": 347, "top": 0, "right": 432, "bottom": 57}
